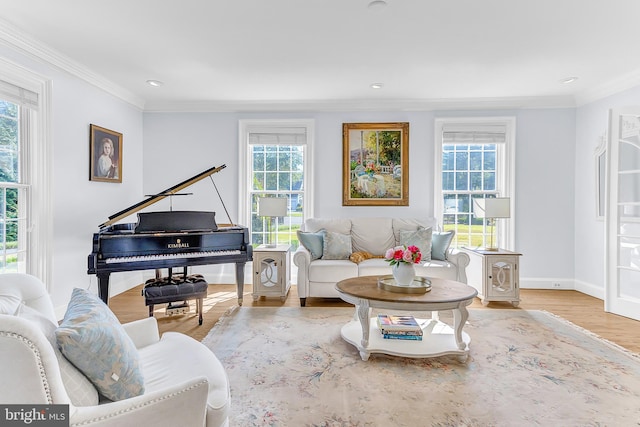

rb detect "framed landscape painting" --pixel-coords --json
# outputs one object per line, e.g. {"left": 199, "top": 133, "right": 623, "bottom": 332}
{"left": 90, "top": 124, "right": 122, "bottom": 183}
{"left": 342, "top": 122, "right": 409, "bottom": 206}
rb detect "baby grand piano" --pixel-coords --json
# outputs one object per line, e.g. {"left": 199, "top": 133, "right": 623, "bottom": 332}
{"left": 87, "top": 164, "right": 253, "bottom": 306}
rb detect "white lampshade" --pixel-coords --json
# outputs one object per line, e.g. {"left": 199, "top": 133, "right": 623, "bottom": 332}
{"left": 258, "top": 197, "right": 287, "bottom": 217}
{"left": 473, "top": 198, "right": 510, "bottom": 219}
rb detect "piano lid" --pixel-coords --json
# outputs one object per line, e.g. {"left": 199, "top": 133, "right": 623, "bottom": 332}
{"left": 99, "top": 164, "right": 226, "bottom": 230}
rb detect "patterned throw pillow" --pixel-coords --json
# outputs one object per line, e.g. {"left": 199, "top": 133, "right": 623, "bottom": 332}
{"left": 321, "top": 230, "right": 352, "bottom": 260}
{"left": 431, "top": 230, "right": 456, "bottom": 261}
{"left": 56, "top": 288, "right": 144, "bottom": 401}
{"left": 297, "top": 230, "right": 324, "bottom": 260}
{"left": 399, "top": 227, "right": 432, "bottom": 261}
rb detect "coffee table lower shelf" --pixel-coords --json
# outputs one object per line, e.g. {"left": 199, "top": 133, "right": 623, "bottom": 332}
{"left": 340, "top": 317, "right": 471, "bottom": 361}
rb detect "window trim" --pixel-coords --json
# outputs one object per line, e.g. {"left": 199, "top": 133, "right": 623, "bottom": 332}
{"left": 238, "top": 118, "right": 315, "bottom": 229}
{"left": 434, "top": 117, "right": 516, "bottom": 250}
{"left": 0, "top": 57, "right": 53, "bottom": 286}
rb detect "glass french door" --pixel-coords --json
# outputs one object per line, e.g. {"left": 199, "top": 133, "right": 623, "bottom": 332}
{"left": 606, "top": 108, "right": 640, "bottom": 321}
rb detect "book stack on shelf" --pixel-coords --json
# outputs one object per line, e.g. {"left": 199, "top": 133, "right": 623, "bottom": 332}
{"left": 376, "top": 314, "right": 423, "bottom": 340}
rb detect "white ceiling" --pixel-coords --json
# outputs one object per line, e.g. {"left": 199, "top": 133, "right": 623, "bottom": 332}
{"left": 1, "top": 0, "right": 640, "bottom": 111}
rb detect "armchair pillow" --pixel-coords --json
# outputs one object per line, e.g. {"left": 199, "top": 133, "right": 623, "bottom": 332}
{"left": 431, "top": 230, "right": 455, "bottom": 261}
{"left": 56, "top": 288, "right": 144, "bottom": 401}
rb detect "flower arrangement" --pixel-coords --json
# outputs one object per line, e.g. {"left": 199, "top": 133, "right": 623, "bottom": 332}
{"left": 384, "top": 245, "right": 422, "bottom": 266}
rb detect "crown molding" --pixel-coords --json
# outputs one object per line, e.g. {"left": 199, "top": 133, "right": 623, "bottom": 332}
{"left": 0, "top": 18, "right": 145, "bottom": 110}
{"left": 144, "top": 95, "right": 577, "bottom": 113}
{"left": 575, "top": 68, "right": 640, "bottom": 106}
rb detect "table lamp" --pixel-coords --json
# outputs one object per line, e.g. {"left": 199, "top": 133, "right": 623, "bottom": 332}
{"left": 258, "top": 197, "right": 287, "bottom": 248}
{"left": 473, "top": 197, "right": 510, "bottom": 251}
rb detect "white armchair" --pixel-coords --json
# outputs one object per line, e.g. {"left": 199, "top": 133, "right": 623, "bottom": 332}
{"left": 0, "top": 273, "right": 230, "bottom": 427}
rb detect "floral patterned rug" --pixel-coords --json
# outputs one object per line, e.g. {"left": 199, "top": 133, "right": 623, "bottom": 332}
{"left": 201, "top": 307, "right": 640, "bottom": 427}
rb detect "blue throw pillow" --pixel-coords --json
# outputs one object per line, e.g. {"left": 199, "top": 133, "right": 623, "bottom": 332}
{"left": 431, "top": 230, "right": 455, "bottom": 261}
{"left": 297, "top": 230, "right": 324, "bottom": 260}
{"left": 56, "top": 288, "right": 144, "bottom": 401}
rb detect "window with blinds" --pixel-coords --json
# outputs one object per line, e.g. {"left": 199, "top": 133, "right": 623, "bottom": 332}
{"left": 241, "top": 121, "right": 313, "bottom": 249}
{"left": 435, "top": 119, "right": 514, "bottom": 250}
{"left": 0, "top": 79, "right": 37, "bottom": 273}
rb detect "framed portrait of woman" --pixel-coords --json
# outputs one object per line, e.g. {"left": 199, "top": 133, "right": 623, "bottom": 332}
{"left": 90, "top": 124, "right": 122, "bottom": 183}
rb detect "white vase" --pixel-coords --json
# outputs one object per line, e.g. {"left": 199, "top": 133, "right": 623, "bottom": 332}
{"left": 392, "top": 263, "right": 415, "bottom": 286}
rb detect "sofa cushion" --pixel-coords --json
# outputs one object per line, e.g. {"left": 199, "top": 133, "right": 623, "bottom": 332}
{"left": 416, "top": 260, "right": 457, "bottom": 280}
{"left": 139, "top": 332, "right": 229, "bottom": 427}
{"left": 305, "top": 218, "right": 351, "bottom": 234}
{"left": 432, "top": 230, "right": 455, "bottom": 261}
{"left": 56, "top": 288, "right": 144, "bottom": 402}
{"left": 308, "top": 260, "right": 358, "bottom": 283}
{"left": 297, "top": 230, "right": 324, "bottom": 260}
{"left": 351, "top": 218, "right": 395, "bottom": 255}
{"left": 399, "top": 227, "right": 432, "bottom": 261}
{"left": 321, "top": 230, "right": 352, "bottom": 260}
{"left": 357, "top": 258, "right": 395, "bottom": 277}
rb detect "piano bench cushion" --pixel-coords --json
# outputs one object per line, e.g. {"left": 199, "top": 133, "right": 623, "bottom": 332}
{"left": 144, "top": 279, "right": 208, "bottom": 305}
{"left": 56, "top": 288, "right": 145, "bottom": 402}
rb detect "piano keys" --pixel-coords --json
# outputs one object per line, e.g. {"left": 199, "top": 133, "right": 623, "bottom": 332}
{"left": 87, "top": 164, "right": 253, "bottom": 305}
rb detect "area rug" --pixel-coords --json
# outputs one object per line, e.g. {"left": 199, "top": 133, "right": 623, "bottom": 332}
{"left": 202, "top": 307, "right": 640, "bottom": 426}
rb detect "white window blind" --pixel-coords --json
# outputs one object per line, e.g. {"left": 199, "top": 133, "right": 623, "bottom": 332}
{"left": 442, "top": 124, "right": 506, "bottom": 144}
{"left": 0, "top": 79, "right": 38, "bottom": 111}
{"left": 248, "top": 126, "right": 307, "bottom": 145}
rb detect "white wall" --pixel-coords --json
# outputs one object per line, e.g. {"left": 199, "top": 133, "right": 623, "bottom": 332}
{"left": 144, "top": 108, "right": 576, "bottom": 288}
{"left": 0, "top": 47, "right": 144, "bottom": 312}
{"left": 574, "top": 85, "right": 640, "bottom": 299}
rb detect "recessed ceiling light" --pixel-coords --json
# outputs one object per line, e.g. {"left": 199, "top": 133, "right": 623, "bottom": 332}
{"left": 368, "top": 0, "right": 387, "bottom": 10}
{"left": 559, "top": 76, "right": 578, "bottom": 84}
{"left": 146, "top": 79, "right": 164, "bottom": 87}
{"left": 370, "top": 83, "right": 384, "bottom": 89}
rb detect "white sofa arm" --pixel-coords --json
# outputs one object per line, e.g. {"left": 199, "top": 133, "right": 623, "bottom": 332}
{"left": 70, "top": 378, "right": 209, "bottom": 427}
{"left": 122, "top": 317, "right": 160, "bottom": 349}
{"left": 293, "top": 246, "right": 311, "bottom": 303}
{"left": 446, "top": 249, "right": 470, "bottom": 284}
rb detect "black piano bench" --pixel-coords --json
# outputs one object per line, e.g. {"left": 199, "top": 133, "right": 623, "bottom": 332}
{"left": 143, "top": 274, "right": 208, "bottom": 325}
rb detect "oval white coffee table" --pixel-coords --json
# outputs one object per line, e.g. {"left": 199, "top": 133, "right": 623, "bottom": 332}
{"left": 335, "top": 276, "right": 478, "bottom": 361}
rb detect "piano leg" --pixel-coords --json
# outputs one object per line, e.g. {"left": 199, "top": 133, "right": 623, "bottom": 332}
{"left": 235, "top": 262, "right": 246, "bottom": 306}
{"left": 97, "top": 273, "right": 111, "bottom": 305}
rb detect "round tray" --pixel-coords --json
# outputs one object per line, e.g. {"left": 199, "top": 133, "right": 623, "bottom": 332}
{"left": 377, "top": 275, "right": 432, "bottom": 294}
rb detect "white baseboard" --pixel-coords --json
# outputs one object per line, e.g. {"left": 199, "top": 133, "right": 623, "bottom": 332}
{"left": 520, "top": 277, "right": 575, "bottom": 290}
{"left": 574, "top": 279, "right": 605, "bottom": 300}
{"left": 520, "top": 277, "right": 604, "bottom": 301}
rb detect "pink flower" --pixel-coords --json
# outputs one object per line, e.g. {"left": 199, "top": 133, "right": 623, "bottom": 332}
{"left": 384, "top": 245, "right": 422, "bottom": 266}
{"left": 384, "top": 248, "right": 395, "bottom": 260}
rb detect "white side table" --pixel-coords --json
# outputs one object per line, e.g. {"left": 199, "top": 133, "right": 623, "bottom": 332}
{"left": 252, "top": 244, "right": 291, "bottom": 302}
{"left": 462, "top": 248, "right": 522, "bottom": 307}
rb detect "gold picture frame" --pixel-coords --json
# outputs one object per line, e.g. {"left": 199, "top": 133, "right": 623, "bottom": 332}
{"left": 90, "top": 124, "right": 122, "bottom": 183}
{"left": 342, "top": 122, "right": 409, "bottom": 206}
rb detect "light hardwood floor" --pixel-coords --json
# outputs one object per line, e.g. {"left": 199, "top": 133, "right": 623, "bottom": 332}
{"left": 110, "top": 284, "right": 640, "bottom": 354}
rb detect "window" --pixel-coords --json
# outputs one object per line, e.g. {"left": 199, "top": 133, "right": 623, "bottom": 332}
{"left": 434, "top": 118, "right": 515, "bottom": 250}
{"left": 0, "top": 59, "right": 52, "bottom": 284}
{"left": 0, "top": 98, "right": 29, "bottom": 273}
{"left": 239, "top": 120, "right": 314, "bottom": 250}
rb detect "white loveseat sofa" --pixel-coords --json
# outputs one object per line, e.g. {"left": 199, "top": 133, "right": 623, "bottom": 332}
{"left": 293, "top": 217, "right": 470, "bottom": 307}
